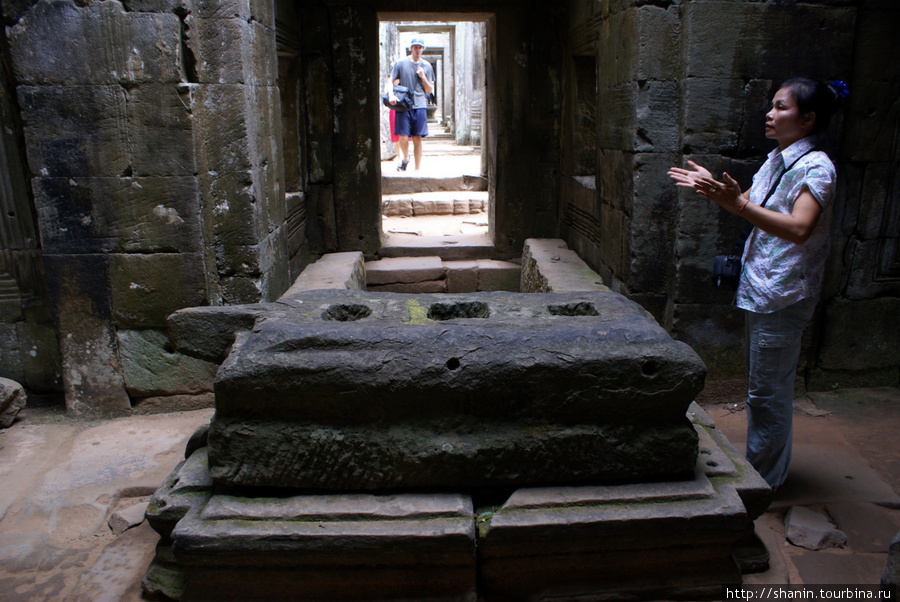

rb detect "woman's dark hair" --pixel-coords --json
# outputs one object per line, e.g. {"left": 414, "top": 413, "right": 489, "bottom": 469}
{"left": 780, "top": 77, "right": 848, "bottom": 134}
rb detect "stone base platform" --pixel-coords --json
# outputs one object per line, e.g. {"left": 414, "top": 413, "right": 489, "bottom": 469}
{"left": 143, "top": 405, "right": 771, "bottom": 601}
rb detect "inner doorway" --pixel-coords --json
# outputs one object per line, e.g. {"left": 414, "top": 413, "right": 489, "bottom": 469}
{"left": 378, "top": 17, "right": 490, "bottom": 242}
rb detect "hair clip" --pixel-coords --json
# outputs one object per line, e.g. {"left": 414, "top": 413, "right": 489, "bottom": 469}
{"left": 830, "top": 80, "right": 850, "bottom": 101}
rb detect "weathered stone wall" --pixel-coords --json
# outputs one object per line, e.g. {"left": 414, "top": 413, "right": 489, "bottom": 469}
{"left": 0, "top": 0, "right": 569, "bottom": 412}
{"left": 562, "top": 0, "right": 899, "bottom": 391}
{"left": 486, "top": 4, "right": 566, "bottom": 254}
{"left": 454, "top": 21, "right": 485, "bottom": 146}
{"left": 595, "top": 0, "right": 681, "bottom": 320}
{"left": 1, "top": 0, "right": 291, "bottom": 413}
{"left": 0, "top": 22, "right": 61, "bottom": 396}
{"left": 297, "top": 3, "right": 381, "bottom": 257}
{"left": 809, "top": 1, "right": 900, "bottom": 390}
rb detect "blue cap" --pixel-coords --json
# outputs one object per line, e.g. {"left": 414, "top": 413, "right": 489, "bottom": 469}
{"left": 409, "top": 38, "right": 426, "bottom": 50}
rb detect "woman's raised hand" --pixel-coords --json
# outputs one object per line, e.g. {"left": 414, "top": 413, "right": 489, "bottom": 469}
{"left": 669, "top": 162, "right": 744, "bottom": 211}
{"left": 668, "top": 160, "right": 713, "bottom": 189}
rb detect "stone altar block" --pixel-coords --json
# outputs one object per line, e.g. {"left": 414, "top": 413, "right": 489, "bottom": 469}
{"left": 146, "top": 285, "right": 772, "bottom": 601}
{"left": 198, "top": 290, "right": 706, "bottom": 490}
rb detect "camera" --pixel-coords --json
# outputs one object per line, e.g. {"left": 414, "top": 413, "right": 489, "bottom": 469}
{"left": 712, "top": 255, "right": 741, "bottom": 290}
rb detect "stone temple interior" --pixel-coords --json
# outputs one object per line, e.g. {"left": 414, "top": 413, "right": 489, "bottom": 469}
{"left": 0, "top": 1, "right": 899, "bottom": 598}
{"left": 1, "top": 0, "right": 897, "bottom": 416}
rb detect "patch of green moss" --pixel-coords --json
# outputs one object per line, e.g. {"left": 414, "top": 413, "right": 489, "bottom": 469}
{"left": 403, "top": 299, "right": 433, "bottom": 325}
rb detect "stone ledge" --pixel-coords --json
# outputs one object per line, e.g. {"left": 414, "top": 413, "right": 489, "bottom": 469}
{"left": 280, "top": 252, "right": 366, "bottom": 297}
{"left": 445, "top": 259, "right": 520, "bottom": 293}
{"left": 521, "top": 238, "right": 609, "bottom": 293}
{"left": 365, "top": 257, "right": 520, "bottom": 293}
{"left": 476, "top": 413, "right": 771, "bottom": 600}
{"left": 381, "top": 173, "right": 488, "bottom": 196}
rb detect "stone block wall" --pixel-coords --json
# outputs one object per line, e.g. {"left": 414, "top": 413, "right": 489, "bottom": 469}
{"left": 0, "top": 22, "right": 61, "bottom": 396}
{"left": 562, "top": 0, "right": 900, "bottom": 391}
{"left": 593, "top": 1, "right": 681, "bottom": 321}
{"left": 808, "top": 1, "right": 900, "bottom": 390}
{"left": 1, "top": 0, "right": 292, "bottom": 413}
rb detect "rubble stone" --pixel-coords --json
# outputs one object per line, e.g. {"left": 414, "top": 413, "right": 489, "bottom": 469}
{"left": 0, "top": 377, "right": 26, "bottom": 428}
{"left": 785, "top": 506, "right": 848, "bottom": 551}
{"left": 108, "top": 501, "right": 149, "bottom": 536}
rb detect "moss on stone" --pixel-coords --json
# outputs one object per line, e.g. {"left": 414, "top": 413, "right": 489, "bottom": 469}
{"left": 403, "top": 299, "right": 433, "bottom": 325}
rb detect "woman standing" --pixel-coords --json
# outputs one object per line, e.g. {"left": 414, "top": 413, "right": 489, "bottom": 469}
{"left": 668, "top": 78, "right": 845, "bottom": 489}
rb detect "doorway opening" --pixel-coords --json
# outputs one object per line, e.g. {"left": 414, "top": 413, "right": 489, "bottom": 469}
{"left": 378, "top": 16, "right": 491, "bottom": 245}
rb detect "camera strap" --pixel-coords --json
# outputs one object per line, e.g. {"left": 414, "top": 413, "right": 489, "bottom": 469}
{"left": 731, "top": 147, "right": 817, "bottom": 255}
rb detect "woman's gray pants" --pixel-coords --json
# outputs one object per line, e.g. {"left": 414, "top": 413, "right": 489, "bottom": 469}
{"left": 744, "top": 298, "right": 816, "bottom": 489}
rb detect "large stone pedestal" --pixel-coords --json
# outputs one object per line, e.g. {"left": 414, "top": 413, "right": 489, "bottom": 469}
{"left": 143, "top": 406, "right": 770, "bottom": 601}
{"left": 145, "top": 287, "right": 769, "bottom": 600}
{"left": 172, "top": 290, "right": 706, "bottom": 490}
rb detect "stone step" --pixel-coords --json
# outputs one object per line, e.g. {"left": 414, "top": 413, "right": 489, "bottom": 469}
{"left": 365, "top": 256, "right": 520, "bottom": 293}
{"left": 381, "top": 173, "right": 487, "bottom": 195}
{"left": 380, "top": 232, "right": 500, "bottom": 261}
{"left": 382, "top": 191, "right": 488, "bottom": 217}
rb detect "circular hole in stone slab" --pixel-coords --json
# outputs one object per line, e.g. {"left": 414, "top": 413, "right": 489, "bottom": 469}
{"left": 446, "top": 357, "right": 461, "bottom": 370}
{"left": 321, "top": 304, "right": 372, "bottom": 321}
{"left": 428, "top": 301, "right": 490, "bottom": 320}
{"left": 641, "top": 360, "right": 659, "bottom": 377}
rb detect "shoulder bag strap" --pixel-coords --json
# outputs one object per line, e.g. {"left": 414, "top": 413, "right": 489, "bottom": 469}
{"left": 731, "top": 148, "right": 817, "bottom": 254}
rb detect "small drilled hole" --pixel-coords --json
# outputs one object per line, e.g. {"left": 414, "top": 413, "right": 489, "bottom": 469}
{"left": 446, "top": 358, "right": 461, "bottom": 370}
{"left": 641, "top": 360, "right": 658, "bottom": 377}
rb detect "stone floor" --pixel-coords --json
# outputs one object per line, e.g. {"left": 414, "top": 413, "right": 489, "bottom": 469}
{"left": 0, "top": 387, "right": 897, "bottom": 601}
{"left": 711, "top": 386, "right": 900, "bottom": 588}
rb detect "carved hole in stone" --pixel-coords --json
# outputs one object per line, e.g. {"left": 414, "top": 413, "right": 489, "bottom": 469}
{"left": 427, "top": 301, "right": 489, "bottom": 320}
{"left": 641, "top": 360, "right": 658, "bottom": 377}
{"left": 446, "top": 357, "right": 461, "bottom": 371}
{"left": 321, "top": 304, "right": 372, "bottom": 321}
{"left": 547, "top": 302, "right": 599, "bottom": 316}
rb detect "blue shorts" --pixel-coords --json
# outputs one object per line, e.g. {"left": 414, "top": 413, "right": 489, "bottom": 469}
{"left": 393, "top": 108, "right": 428, "bottom": 138}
